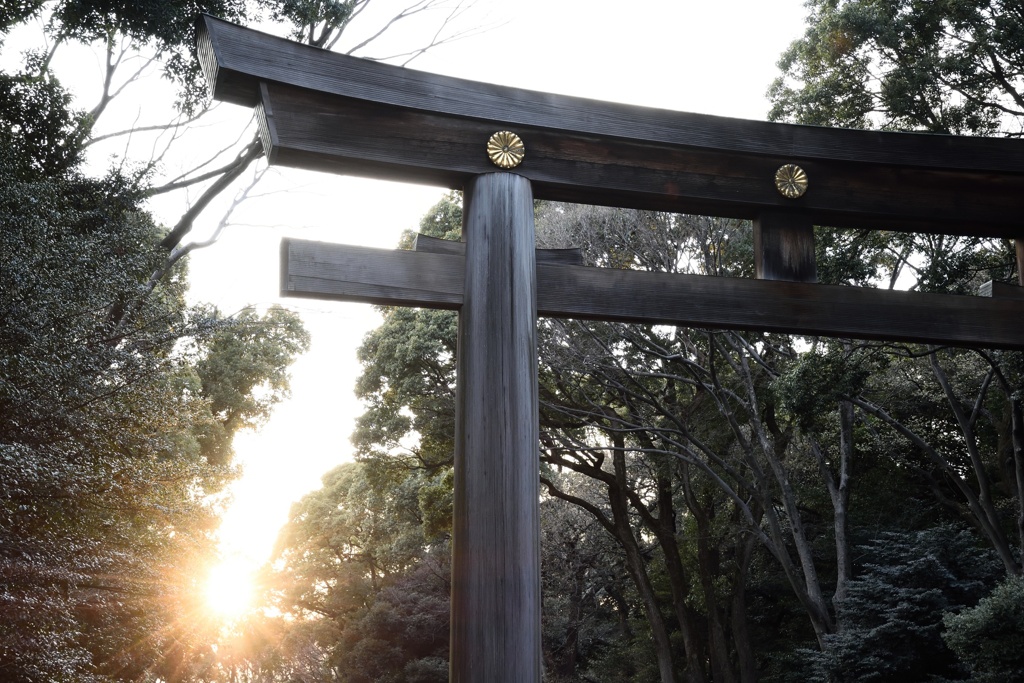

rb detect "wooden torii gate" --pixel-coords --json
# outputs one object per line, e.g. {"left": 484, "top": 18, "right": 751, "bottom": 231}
{"left": 197, "top": 15, "right": 1024, "bottom": 681}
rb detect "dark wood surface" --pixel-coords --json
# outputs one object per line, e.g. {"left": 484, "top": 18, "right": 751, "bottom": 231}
{"left": 198, "top": 15, "right": 1024, "bottom": 172}
{"left": 979, "top": 280, "right": 1024, "bottom": 301}
{"left": 201, "top": 15, "right": 1024, "bottom": 239}
{"left": 283, "top": 238, "right": 1024, "bottom": 349}
{"left": 413, "top": 233, "right": 583, "bottom": 265}
{"left": 450, "top": 174, "right": 542, "bottom": 682}
{"left": 198, "top": 16, "right": 1024, "bottom": 239}
{"left": 281, "top": 239, "right": 463, "bottom": 307}
{"left": 253, "top": 79, "right": 1024, "bottom": 239}
{"left": 537, "top": 264, "right": 1024, "bottom": 348}
{"left": 754, "top": 212, "right": 818, "bottom": 282}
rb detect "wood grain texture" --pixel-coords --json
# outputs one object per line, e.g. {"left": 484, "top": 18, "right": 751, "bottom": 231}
{"left": 535, "top": 264, "right": 1024, "bottom": 348}
{"left": 253, "top": 80, "right": 1024, "bottom": 238}
{"left": 978, "top": 280, "right": 1024, "bottom": 301}
{"left": 198, "top": 15, "right": 1024, "bottom": 172}
{"left": 1017, "top": 240, "right": 1024, "bottom": 287}
{"left": 413, "top": 233, "right": 583, "bottom": 265}
{"left": 754, "top": 212, "right": 818, "bottom": 282}
{"left": 281, "top": 238, "right": 463, "bottom": 308}
{"left": 195, "top": 16, "right": 1024, "bottom": 238}
{"left": 282, "top": 239, "right": 1024, "bottom": 349}
{"left": 450, "top": 174, "right": 542, "bottom": 682}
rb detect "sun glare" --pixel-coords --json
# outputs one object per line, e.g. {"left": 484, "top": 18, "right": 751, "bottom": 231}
{"left": 203, "top": 559, "right": 255, "bottom": 621}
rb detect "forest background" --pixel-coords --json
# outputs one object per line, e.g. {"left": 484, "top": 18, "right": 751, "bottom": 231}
{"left": 2, "top": 1, "right": 1024, "bottom": 682}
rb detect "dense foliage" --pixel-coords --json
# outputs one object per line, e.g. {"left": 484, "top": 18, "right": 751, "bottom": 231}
{"left": 0, "top": 4, "right": 315, "bottom": 681}
{"left": 944, "top": 575, "right": 1024, "bottom": 682}
{"left": 0, "top": 142, "right": 310, "bottom": 680}
{"left": 768, "top": 0, "right": 1024, "bottom": 134}
{"left": 0, "top": 158, "right": 309, "bottom": 683}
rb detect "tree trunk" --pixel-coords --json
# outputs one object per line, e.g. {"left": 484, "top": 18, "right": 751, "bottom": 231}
{"left": 645, "top": 463, "right": 708, "bottom": 683}
{"left": 682, "top": 466, "right": 737, "bottom": 683}
{"left": 833, "top": 400, "right": 854, "bottom": 608}
{"left": 1012, "top": 396, "right": 1024, "bottom": 573}
{"left": 540, "top": 445, "right": 678, "bottom": 682}
{"left": 730, "top": 534, "right": 759, "bottom": 683}
{"left": 610, "top": 445, "right": 678, "bottom": 683}
{"left": 552, "top": 559, "right": 587, "bottom": 678}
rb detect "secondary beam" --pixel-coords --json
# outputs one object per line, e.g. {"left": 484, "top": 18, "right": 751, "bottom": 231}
{"left": 282, "top": 238, "right": 1024, "bottom": 349}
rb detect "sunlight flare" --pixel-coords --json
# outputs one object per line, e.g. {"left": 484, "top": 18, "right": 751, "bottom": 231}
{"left": 203, "top": 558, "right": 255, "bottom": 620}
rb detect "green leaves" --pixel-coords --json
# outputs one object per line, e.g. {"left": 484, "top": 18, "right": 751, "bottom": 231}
{"left": 353, "top": 194, "right": 462, "bottom": 473}
{"left": 264, "top": 461, "right": 450, "bottom": 681}
{"left": 944, "top": 575, "right": 1024, "bottom": 682}
{"left": 770, "top": 0, "right": 1019, "bottom": 135}
{"left": 0, "top": 73, "right": 85, "bottom": 179}
{"left": 21, "top": 0, "right": 249, "bottom": 115}
{"left": 772, "top": 342, "right": 872, "bottom": 431}
{"left": 49, "top": 0, "right": 247, "bottom": 46}
{"left": 803, "top": 526, "right": 1001, "bottom": 682}
{"left": 0, "top": 120, "right": 309, "bottom": 680}
{"left": 260, "top": 0, "right": 358, "bottom": 46}
{"left": 195, "top": 306, "right": 310, "bottom": 464}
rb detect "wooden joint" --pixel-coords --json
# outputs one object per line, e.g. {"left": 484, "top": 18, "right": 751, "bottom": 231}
{"left": 753, "top": 211, "right": 817, "bottom": 283}
{"left": 978, "top": 280, "right": 1024, "bottom": 300}
{"left": 1016, "top": 238, "right": 1024, "bottom": 287}
{"left": 978, "top": 238, "right": 1024, "bottom": 294}
{"left": 413, "top": 233, "right": 583, "bottom": 265}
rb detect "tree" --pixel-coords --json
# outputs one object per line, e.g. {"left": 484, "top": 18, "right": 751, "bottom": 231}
{"left": 1, "top": 3, "right": 489, "bottom": 678}
{"left": 344, "top": 197, "right": 860, "bottom": 682}
{"left": 343, "top": 197, "right": 1019, "bottom": 682}
{"left": 196, "top": 305, "right": 312, "bottom": 465}
{"left": 2, "top": 1, "right": 488, "bottom": 358}
{"left": 768, "top": 0, "right": 1021, "bottom": 295}
{"left": 800, "top": 526, "right": 1000, "bottom": 683}
{"left": 944, "top": 574, "right": 1024, "bottom": 682}
{"left": 768, "top": 0, "right": 1023, "bottom": 135}
{"left": 538, "top": 494, "right": 629, "bottom": 682}
{"left": 535, "top": 204, "right": 862, "bottom": 669}
{"left": 769, "top": 0, "right": 1024, "bottom": 582}
{"left": 262, "top": 460, "right": 450, "bottom": 682}
{"left": 0, "top": 69, "right": 309, "bottom": 683}
{"left": 252, "top": 195, "right": 462, "bottom": 682}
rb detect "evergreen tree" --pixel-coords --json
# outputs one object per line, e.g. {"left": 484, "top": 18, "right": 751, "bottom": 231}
{"left": 800, "top": 526, "right": 1000, "bottom": 682}
{"left": 944, "top": 575, "right": 1024, "bottom": 682}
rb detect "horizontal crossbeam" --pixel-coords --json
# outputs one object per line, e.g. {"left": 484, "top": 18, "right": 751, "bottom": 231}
{"left": 199, "top": 15, "right": 1024, "bottom": 239}
{"left": 282, "top": 238, "right": 1024, "bottom": 349}
{"left": 413, "top": 233, "right": 583, "bottom": 265}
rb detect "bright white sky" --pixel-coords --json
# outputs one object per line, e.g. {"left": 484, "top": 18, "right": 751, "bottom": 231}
{"left": 7, "top": 0, "right": 811, "bottom": 587}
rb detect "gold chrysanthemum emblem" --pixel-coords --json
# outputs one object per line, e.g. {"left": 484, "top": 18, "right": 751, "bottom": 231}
{"left": 487, "top": 131, "right": 525, "bottom": 169}
{"left": 775, "top": 164, "right": 809, "bottom": 199}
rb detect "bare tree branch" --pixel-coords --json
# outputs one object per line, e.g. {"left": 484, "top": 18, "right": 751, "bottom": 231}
{"left": 159, "top": 135, "right": 263, "bottom": 249}
{"left": 84, "top": 108, "right": 209, "bottom": 149}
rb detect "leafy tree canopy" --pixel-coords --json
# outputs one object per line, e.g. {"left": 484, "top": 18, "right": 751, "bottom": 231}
{"left": 795, "top": 526, "right": 1000, "bottom": 682}
{"left": 0, "top": 71, "right": 84, "bottom": 178}
{"left": 0, "top": 38, "right": 309, "bottom": 680}
{"left": 768, "top": 0, "right": 1023, "bottom": 135}
{"left": 944, "top": 575, "right": 1024, "bottom": 682}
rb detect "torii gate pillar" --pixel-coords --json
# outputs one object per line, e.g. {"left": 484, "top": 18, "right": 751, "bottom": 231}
{"left": 451, "top": 173, "right": 542, "bottom": 682}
